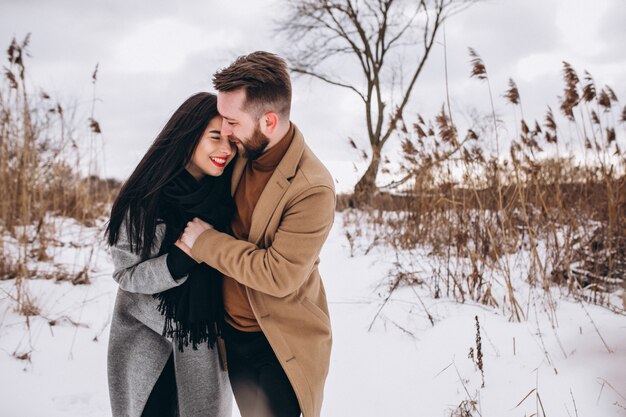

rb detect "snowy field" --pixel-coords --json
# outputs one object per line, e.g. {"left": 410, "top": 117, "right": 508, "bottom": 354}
{"left": 1, "top": 214, "right": 625, "bottom": 417}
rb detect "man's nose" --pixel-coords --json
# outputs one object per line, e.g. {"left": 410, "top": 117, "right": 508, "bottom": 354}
{"left": 221, "top": 119, "right": 232, "bottom": 136}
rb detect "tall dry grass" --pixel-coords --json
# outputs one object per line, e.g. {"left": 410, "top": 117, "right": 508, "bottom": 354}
{"left": 0, "top": 35, "right": 119, "bottom": 316}
{"left": 341, "top": 49, "right": 625, "bottom": 319}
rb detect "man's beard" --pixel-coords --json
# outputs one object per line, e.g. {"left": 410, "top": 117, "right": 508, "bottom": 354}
{"left": 233, "top": 125, "right": 269, "bottom": 160}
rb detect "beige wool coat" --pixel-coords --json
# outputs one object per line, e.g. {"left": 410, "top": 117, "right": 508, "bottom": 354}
{"left": 191, "top": 124, "right": 335, "bottom": 417}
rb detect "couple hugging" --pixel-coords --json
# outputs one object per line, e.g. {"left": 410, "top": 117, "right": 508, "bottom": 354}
{"left": 105, "top": 51, "right": 335, "bottom": 417}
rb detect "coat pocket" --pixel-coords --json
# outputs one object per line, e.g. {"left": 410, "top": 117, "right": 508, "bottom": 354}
{"left": 301, "top": 296, "right": 331, "bottom": 328}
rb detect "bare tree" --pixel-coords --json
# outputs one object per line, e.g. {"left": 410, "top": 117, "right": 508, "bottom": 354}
{"left": 278, "top": 0, "right": 476, "bottom": 197}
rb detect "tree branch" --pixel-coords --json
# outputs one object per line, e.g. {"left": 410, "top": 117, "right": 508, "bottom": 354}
{"left": 291, "top": 68, "right": 367, "bottom": 102}
{"left": 380, "top": 0, "right": 445, "bottom": 148}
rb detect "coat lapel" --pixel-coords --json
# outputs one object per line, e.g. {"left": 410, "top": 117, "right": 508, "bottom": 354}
{"left": 247, "top": 125, "right": 306, "bottom": 245}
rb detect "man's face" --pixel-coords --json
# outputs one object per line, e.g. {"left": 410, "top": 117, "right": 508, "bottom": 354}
{"left": 217, "top": 89, "right": 269, "bottom": 160}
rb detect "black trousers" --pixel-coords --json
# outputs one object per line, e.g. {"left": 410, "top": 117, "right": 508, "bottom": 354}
{"left": 141, "top": 353, "right": 178, "bottom": 417}
{"left": 223, "top": 323, "right": 301, "bottom": 417}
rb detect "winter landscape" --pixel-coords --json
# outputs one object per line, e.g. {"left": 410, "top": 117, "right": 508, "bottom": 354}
{"left": 1, "top": 1, "right": 625, "bottom": 416}
{"left": 1, "top": 213, "right": 625, "bottom": 416}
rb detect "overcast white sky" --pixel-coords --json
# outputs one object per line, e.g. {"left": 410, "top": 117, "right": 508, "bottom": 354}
{"left": 1, "top": 0, "right": 624, "bottom": 192}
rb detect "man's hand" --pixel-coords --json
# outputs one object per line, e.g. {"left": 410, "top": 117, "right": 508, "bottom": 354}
{"left": 181, "top": 217, "right": 214, "bottom": 249}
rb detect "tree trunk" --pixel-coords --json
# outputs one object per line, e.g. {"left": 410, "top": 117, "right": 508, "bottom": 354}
{"left": 353, "top": 147, "right": 381, "bottom": 204}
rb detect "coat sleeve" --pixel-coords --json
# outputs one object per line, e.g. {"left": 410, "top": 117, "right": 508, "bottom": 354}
{"left": 191, "top": 185, "right": 335, "bottom": 298}
{"left": 110, "top": 219, "right": 188, "bottom": 294}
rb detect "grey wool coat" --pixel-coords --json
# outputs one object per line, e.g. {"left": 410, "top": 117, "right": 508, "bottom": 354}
{"left": 107, "top": 219, "right": 232, "bottom": 417}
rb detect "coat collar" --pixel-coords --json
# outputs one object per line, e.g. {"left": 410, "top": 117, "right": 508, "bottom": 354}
{"left": 231, "top": 124, "right": 306, "bottom": 245}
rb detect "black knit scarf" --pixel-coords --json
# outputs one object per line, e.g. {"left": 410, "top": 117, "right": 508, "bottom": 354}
{"left": 153, "top": 167, "right": 234, "bottom": 352}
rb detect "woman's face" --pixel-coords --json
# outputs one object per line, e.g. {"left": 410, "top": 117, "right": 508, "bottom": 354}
{"left": 186, "top": 116, "right": 236, "bottom": 179}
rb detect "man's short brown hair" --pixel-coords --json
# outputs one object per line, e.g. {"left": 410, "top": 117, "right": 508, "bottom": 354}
{"left": 212, "top": 51, "right": 292, "bottom": 120}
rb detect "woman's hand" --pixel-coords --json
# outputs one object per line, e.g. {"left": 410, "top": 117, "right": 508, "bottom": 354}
{"left": 181, "top": 217, "right": 214, "bottom": 249}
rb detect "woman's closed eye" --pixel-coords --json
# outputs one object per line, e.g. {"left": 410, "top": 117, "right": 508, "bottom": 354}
{"left": 206, "top": 129, "right": 222, "bottom": 141}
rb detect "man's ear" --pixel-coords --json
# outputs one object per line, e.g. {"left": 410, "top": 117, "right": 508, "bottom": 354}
{"left": 261, "top": 112, "right": 279, "bottom": 135}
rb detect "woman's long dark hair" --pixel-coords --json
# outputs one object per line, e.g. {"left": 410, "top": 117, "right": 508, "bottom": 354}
{"left": 106, "top": 92, "right": 220, "bottom": 258}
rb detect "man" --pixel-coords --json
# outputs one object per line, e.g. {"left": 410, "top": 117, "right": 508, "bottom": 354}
{"left": 181, "top": 51, "right": 335, "bottom": 417}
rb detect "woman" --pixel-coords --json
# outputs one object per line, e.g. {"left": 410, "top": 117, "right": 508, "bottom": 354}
{"left": 105, "top": 92, "right": 235, "bottom": 417}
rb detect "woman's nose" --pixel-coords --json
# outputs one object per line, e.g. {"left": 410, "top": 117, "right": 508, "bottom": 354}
{"left": 220, "top": 138, "right": 232, "bottom": 154}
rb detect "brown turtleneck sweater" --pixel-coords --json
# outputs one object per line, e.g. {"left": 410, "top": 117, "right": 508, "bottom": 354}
{"left": 224, "top": 124, "right": 295, "bottom": 332}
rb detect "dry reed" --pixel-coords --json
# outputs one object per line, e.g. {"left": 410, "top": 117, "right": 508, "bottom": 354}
{"left": 341, "top": 49, "right": 625, "bottom": 319}
{"left": 0, "top": 35, "right": 119, "bottom": 315}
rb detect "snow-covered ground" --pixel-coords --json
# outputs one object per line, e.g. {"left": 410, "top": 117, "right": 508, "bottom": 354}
{"left": 1, "top": 214, "right": 625, "bottom": 417}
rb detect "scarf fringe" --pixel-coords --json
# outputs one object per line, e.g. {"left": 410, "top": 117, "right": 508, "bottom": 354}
{"left": 155, "top": 292, "right": 221, "bottom": 352}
